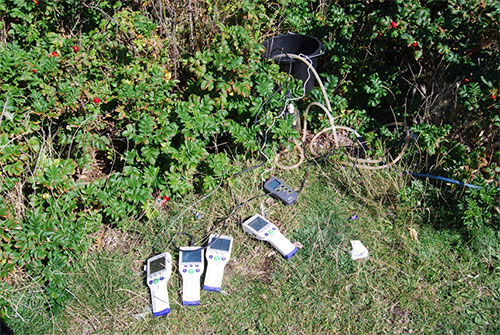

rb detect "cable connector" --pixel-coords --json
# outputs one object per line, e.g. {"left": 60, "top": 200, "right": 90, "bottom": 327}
{"left": 260, "top": 202, "right": 267, "bottom": 217}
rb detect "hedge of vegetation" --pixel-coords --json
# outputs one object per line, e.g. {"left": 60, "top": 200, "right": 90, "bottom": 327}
{"left": 1, "top": 0, "right": 498, "bottom": 316}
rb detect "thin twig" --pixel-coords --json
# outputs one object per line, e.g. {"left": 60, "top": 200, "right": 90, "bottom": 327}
{"left": 0, "top": 97, "right": 8, "bottom": 127}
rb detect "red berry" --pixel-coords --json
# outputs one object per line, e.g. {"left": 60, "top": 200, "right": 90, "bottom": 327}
{"left": 32, "top": 69, "right": 37, "bottom": 73}
{"left": 390, "top": 21, "right": 398, "bottom": 29}
{"left": 378, "top": 32, "right": 382, "bottom": 36}
{"left": 93, "top": 98, "right": 101, "bottom": 104}
{"left": 72, "top": 46, "right": 79, "bottom": 53}
{"left": 464, "top": 78, "right": 470, "bottom": 83}
{"left": 412, "top": 41, "right": 418, "bottom": 48}
{"left": 34, "top": 0, "right": 38, "bottom": 4}
{"left": 491, "top": 95, "right": 497, "bottom": 100}
{"left": 51, "top": 51, "right": 58, "bottom": 57}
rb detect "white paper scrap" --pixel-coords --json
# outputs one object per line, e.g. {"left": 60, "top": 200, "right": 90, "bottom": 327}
{"left": 350, "top": 240, "right": 369, "bottom": 260}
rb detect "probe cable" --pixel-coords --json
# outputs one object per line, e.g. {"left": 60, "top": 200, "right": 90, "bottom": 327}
{"left": 151, "top": 72, "right": 293, "bottom": 254}
{"left": 151, "top": 176, "right": 226, "bottom": 255}
{"left": 232, "top": 64, "right": 294, "bottom": 177}
{"left": 407, "top": 171, "right": 500, "bottom": 192}
{"left": 166, "top": 193, "right": 267, "bottom": 253}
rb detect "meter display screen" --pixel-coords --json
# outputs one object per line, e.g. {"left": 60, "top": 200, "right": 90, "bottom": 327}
{"left": 149, "top": 257, "right": 165, "bottom": 274}
{"left": 269, "top": 180, "right": 280, "bottom": 189}
{"left": 248, "top": 217, "right": 269, "bottom": 232}
{"left": 209, "top": 237, "right": 231, "bottom": 251}
{"left": 182, "top": 250, "right": 202, "bottom": 263}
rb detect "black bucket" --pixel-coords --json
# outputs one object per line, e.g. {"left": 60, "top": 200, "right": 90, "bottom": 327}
{"left": 263, "top": 34, "right": 323, "bottom": 92}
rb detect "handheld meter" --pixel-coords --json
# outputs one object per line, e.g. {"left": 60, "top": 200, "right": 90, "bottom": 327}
{"left": 179, "top": 247, "right": 204, "bottom": 306}
{"left": 145, "top": 252, "right": 172, "bottom": 317}
{"left": 242, "top": 214, "right": 298, "bottom": 259}
{"left": 264, "top": 177, "right": 298, "bottom": 205}
{"left": 203, "top": 234, "right": 233, "bottom": 292}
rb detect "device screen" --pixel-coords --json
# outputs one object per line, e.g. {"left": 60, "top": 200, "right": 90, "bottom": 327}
{"left": 209, "top": 237, "right": 231, "bottom": 251}
{"left": 269, "top": 180, "right": 280, "bottom": 189}
{"left": 248, "top": 217, "right": 269, "bottom": 232}
{"left": 182, "top": 250, "right": 202, "bottom": 263}
{"left": 149, "top": 257, "right": 165, "bottom": 274}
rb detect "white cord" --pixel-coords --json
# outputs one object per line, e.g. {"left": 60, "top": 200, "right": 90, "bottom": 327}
{"left": 289, "top": 53, "right": 313, "bottom": 103}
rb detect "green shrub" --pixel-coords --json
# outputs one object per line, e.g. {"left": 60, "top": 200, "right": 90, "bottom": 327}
{"left": 1, "top": 0, "right": 498, "bottom": 319}
{"left": 281, "top": 0, "right": 499, "bottom": 225}
{"left": 0, "top": 0, "right": 298, "bottom": 313}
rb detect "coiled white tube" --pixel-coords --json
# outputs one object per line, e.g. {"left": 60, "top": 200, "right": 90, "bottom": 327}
{"left": 271, "top": 53, "right": 409, "bottom": 170}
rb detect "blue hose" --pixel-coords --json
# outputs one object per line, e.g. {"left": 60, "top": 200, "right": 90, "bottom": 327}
{"left": 407, "top": 171, "right": 500, "bottom": 192}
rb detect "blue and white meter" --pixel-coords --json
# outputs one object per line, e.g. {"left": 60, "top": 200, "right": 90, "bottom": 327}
{"left": 145, "top": 252, "right": 172, "bottom": 317}
{"left": 178, "top": 247, "right": 204, "bottom": 306}
{"left": 242, "top": 214, "right": 298, "bottom": 259}
{"left": 203, "top": 234, "right": 233, "bottom": 292}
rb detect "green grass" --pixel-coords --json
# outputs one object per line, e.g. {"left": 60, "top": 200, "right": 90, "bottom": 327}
{"left": 4, "top": 163, "right": 500, "bottom": 334}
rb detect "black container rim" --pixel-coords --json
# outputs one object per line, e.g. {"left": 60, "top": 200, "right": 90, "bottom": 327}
{"left": 262, "top": 33, "right": 324, "bottom": 63}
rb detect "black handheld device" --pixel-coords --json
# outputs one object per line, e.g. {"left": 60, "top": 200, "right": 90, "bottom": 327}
{"left": 263, "top": 177, "right": 298, "bottom": 205}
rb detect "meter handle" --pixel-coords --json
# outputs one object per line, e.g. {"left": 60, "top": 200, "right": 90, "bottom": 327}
{"left": 203, "top": 261, "right": 226, "bottom": 291}
{"left": 151, "top": 283, "right": 170, "bottom": 317}
{"left": 182, "top": 274, "right": 201, "bottom": 305}
{"left": 269, "top": 231, "right": 298, "bottom": 259}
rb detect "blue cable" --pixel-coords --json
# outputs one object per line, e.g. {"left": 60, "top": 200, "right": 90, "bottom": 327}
{"left": 345, "top": 128, "right": 499, "bottom": 192}
{"left": 407, "top": 171, "right": 500, "bottom": 192}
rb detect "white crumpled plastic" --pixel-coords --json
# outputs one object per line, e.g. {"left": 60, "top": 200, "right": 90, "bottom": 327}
{"left": 350, "top": 240, "right": 369, "bottom": 260}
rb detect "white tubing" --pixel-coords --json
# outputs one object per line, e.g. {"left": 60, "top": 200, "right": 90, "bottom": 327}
{"left": 272, "top": 53, "right": 339, "bottom": 147}
{"left": 274, "top": 137, "right": 305, "bottom": 170}
{"left": 271, "top": 53, "right": 409, "bottom": 170}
